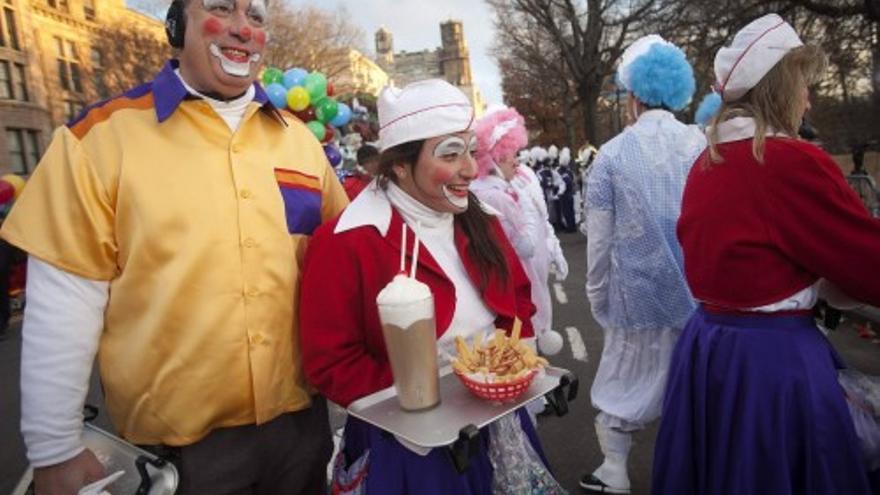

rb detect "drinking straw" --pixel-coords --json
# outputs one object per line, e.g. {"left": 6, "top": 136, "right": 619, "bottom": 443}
{"left": 410, "top": 221, "right": 421, "bottom": 279}
{"left": 400, "top": 223, "right": 407, "bottom": 274}
{"left": 512, "top": 317, "right": 522, "bottom": 340}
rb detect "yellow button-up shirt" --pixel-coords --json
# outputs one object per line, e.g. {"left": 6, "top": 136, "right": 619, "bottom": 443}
{"left": 2, "top": 61, "right": 348, "bottom": 445}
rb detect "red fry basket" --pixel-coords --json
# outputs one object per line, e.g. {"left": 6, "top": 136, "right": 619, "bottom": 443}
{"left": 455, "top": 368, "right": 539, "bottom": 402}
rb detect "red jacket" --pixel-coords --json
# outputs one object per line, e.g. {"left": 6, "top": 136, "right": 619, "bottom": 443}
{"left": 300, "top": 208, "right": 535, "bottom": 407}
{"left": 678, "top": 137, "right": 880, "bottom": 308}
{"left": 343, "top": 174, "right": 371, "bottom": 201}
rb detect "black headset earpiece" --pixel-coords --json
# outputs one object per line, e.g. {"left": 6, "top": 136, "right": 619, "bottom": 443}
{"left": 165, "top": 0, "right": 186, "bottom": 49}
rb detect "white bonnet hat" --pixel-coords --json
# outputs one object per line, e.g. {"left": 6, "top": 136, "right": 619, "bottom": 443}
{"left": 714, "top": 13, "right": 803, "bottom": 102}
{"left": 377, "top": 79, "right": 474, "bottom": 151}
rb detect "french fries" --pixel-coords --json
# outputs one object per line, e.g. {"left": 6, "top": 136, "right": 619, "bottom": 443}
{"left": 452, "top": 318, "right": 549, "bottom": 383}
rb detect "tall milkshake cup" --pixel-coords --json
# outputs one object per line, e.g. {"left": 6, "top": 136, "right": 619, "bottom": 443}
{"left": 376, "top": 273, "right": 440, "bottom": 411}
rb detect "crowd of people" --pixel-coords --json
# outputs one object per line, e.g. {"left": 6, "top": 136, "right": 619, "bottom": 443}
{"left": 3, "top": 1, "right": 879, "bottom": 494}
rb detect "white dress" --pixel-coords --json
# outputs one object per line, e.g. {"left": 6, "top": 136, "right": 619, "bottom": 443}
{"left": 510, "top": 166, "right": 565, "bottom": 337}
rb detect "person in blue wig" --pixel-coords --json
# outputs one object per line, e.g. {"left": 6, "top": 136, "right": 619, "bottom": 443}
{"left": 580, "top": 35, "right": 705, "bottom": 494}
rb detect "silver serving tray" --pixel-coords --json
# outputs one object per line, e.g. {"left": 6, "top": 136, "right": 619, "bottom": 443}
{"left": 12, "top": 422, "right": 178, "bottom": 495}
{"left": 347, "top": 365, "right": 570, "bottom": 448}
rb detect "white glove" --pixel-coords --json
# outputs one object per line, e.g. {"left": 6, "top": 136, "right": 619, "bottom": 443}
{"left": 547, "top": 236, "right": 568, "bottom": 280}
{"left": 554, "top": 254, "right": 569, "bottom": 281}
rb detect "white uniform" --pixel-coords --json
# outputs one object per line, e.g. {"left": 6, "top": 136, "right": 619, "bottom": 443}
{"left": 511, "top": 166, "right": 567, "bottom": 339}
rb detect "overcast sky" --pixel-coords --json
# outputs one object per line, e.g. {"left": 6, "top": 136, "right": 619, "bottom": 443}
{"left": 304, "top": 0, "right": 504, "bottom": 105}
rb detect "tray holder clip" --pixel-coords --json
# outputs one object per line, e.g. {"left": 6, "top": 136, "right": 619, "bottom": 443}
{"left": 447, "top": 424, "right": 480, "bottom": 474}
{"left": 544, "top": 371, "right": 579, "bottom": 416}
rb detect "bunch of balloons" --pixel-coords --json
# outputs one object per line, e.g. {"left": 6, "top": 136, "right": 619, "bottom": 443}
{"left": 262, "top": 67, "right": 353, "bottom": 168}
{"left": 0, "top": 174, "right": 25, "bottom": 206}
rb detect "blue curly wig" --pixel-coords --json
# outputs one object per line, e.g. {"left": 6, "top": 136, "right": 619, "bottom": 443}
{"left": 626, "top": 43, "right": 696, "bottom": 111}
{"left": 694, "top": 92, "right": 723, "bottom": 126}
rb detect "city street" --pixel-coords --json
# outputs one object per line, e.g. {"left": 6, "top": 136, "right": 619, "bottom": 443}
{"left": 2, "top": 231, "right": 879, "bottom": 494}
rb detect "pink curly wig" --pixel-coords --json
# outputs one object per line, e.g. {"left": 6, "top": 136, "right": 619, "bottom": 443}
{"left": 474, "top": 107, "right": 528, "bottom": 177}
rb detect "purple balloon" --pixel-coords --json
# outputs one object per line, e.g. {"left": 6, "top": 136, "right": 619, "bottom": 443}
{"left": 323, "top": 144, "right": 342, "bottom": 167}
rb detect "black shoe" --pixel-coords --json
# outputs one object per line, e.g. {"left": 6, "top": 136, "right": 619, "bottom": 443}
{"left": 579, "top": 474, "right": 630, "bottom": 494}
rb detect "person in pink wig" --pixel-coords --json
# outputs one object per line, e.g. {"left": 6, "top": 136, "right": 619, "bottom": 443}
{"left": 472, "top": 106, "right": 567, "bottom": 357}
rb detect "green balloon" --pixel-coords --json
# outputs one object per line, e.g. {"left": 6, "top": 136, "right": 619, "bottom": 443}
{"left": 303, "top": 72, "right": 328, "bottom": 102}
{"left": 262, "top": 67, "right": 284, "bottom": 86}
{"left": 306, "top": 120, "right": 326, "bottom": 141}
{"left": 315, "top": 98, "right": 339, "bottom": 124}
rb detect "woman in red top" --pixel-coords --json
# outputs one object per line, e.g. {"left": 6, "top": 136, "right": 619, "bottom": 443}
{"left": 299, "top": 79, "right": 561, "bottom": 494}
{"left": 652, "top": 14, "right": 880, "bottom": 495}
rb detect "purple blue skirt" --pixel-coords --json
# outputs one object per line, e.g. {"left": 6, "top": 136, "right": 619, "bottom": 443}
{"left": 652, "top": 308, "right": 875, "bottom": 494}
{"left": 335, "top": 408, "right": 548, "bottom": 494}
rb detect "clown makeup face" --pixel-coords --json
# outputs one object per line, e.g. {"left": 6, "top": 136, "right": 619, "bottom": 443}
{"left": 495, "top": 153, "right": 518, "bottom": 181}
{"left": 394, "top": 132, "right": 478, "bottom": 214}
{"left": 178, "top": 0, "right": 268, "bottom": 99}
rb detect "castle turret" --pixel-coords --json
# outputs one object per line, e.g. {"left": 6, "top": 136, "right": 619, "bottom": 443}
{"left": 439, "top": 20, "right": 472, "bottom": 86}
{"left": 375, "top": 27, "right": 394, "bottom": 68}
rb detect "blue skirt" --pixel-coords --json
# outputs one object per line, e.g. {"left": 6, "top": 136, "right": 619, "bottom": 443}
{"left": 336, "top": 408, "right": 548, "bottom": 494}
{"left": 652, "top": 308, "right": 875, "bottom": 495}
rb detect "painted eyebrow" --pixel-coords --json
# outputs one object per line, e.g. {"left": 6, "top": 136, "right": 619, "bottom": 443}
{"left": 203, "top": 0, "right": 234, "bottom": 9}
{"left": 247, "top": 0, "right": 266, "bottom": 18}
{"left": 433, "top": 137, "right": 467, "bottom": 157}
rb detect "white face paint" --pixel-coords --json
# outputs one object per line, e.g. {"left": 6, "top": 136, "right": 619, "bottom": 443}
{"left": 432, "top": 135, "right": 476, "bottom": 210}
{"left": 209, "top": 43, "right": 261, "bottom": 77}
{"left": 246, "top": 0, "right": 267, "bottom": 24}
{"left": 203, "top": 0, "right": 265, "bottom": 78}
{"left": 432, "top": 135, "right": 468, "bottom": 158}
{"left": 442, "top": 185, "right": 469, "bottom": 209}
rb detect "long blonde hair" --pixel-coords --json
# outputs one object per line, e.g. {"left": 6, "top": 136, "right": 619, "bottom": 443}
{"left": 706, "top": 45, "right": 827, "bottom": 164}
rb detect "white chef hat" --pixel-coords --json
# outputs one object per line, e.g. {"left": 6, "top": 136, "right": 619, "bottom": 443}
{"left": 530, "top": 146, "right": 548, "bottom": 163}
{"left": 559, "top": 147, "right": 571, "bottom": 166}
{"left": 377, "top": 79, "right": 475, "bottom": 152}
{"left": 714, "top": 13, "right": 803, "bottom": 102}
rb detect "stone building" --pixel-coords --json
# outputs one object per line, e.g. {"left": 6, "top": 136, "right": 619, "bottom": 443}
{"left": 0, "top": 0, "right": 162, "bottom": 176}
{"left": 375, "top": 20, "right": 486, "bottom": 116}
{"left": 333, "top": 48, "right": 390, "bottom": 97}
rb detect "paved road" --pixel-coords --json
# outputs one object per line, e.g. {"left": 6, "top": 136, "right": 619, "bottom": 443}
{"left": 2, "top": 231, "right": 879, "bottom": 494}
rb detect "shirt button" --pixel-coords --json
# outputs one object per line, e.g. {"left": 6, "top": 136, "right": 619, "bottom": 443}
{"left": 232, "top": 144, "right": 242, "bottom": 154}
{"left": 249, "top": 333, "right": 263, "bottom": 345}
{"left": 240, "top": 189, "right": 252, "bottom": 199}
{"left": 243, "top": 238, "right": 256, "bottom": 248}
{"left": 246, "top": 288, "right": 260, "bottom": 298}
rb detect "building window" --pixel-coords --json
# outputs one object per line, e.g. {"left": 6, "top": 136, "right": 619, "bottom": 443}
{"left": 82, "top": 0, "right": 94, "bottom": 20}
{"left": 47, "top": 0, "right": 69, "bottom": 11}
{"left": 6, "top": 128, "right": 41, "bottom": 175}
{"left": 63, "top": 99, "right": 83, "bottom": 120}
{"left": 0, "top": 61, "right": 11, "bottom": 99}
{"left": 1, "top": 4, "right": 19, "bottom": 50}
{"left": 90, "top": 47, "right": 107, "bottom": 98}
{"left": 0, "top": 60, "right": 24, "bottom": 101}
{"left": 55, "top": 37, "right": 82, "bottom": 93}
{"left": 12, "top": 62, "right": 26, "bottom": 100}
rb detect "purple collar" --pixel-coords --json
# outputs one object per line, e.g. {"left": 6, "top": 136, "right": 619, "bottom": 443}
{"left": 152, "top": 60, "right": 282, "bottom": 125}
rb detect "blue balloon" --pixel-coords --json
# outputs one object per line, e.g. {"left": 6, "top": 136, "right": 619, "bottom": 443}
{"left": 266, "top": 83, "right": 288, "bottom": 109}
{"left": 283, "top": 68, "right": 309, "bottom": 89}
{"left": 323, "top": 144, "right": 343, "bottom": 167}
{"left": 330, "top": 102, "right": 352, "bottom": 127}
